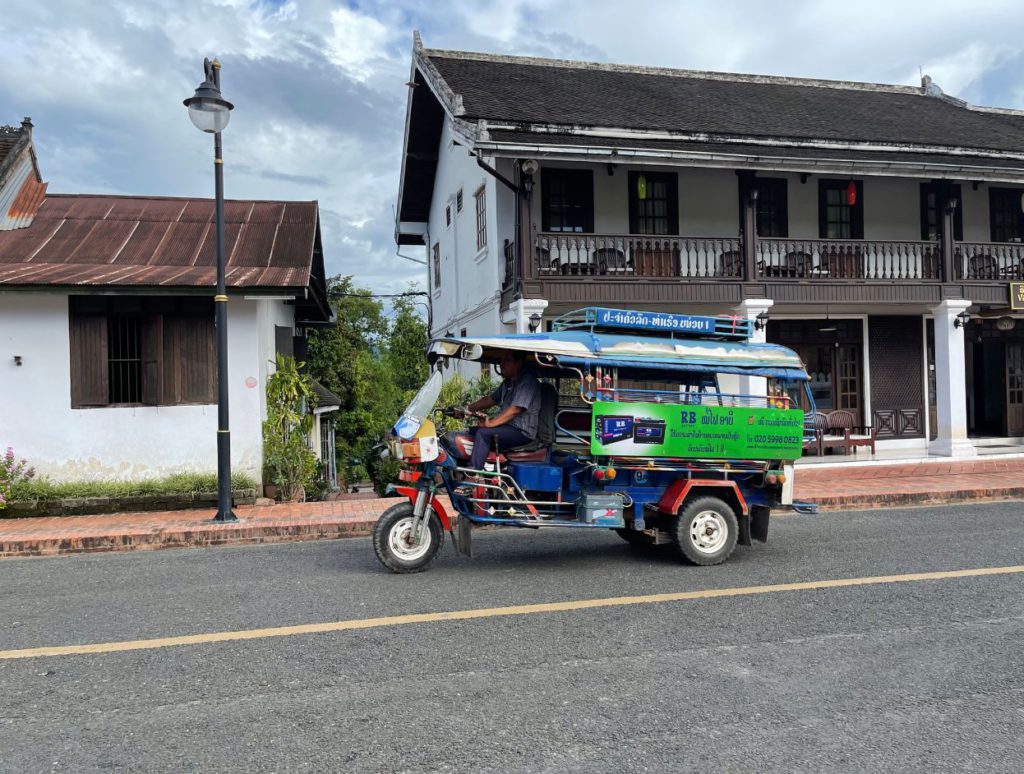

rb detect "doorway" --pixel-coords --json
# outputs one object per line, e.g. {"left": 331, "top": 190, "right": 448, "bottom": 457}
{"left": 966, "top": 321, "right": 1024, "bottom": 438}
{"left": 768, "top": 319, "right": 863, "bottom": 420}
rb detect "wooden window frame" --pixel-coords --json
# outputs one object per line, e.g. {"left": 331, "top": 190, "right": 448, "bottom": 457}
{"left": 818, "top": 179, "right": 864, "bottom": 239}
{"left": 755, "top": 177, "right": 789, "bottom": 238}
{"left": 474, "top": 185, "right": 487, "bottom": 251}
{"left": 69, "top": 297, "right": 216, "bottom": 409}
{"left": 541, "top": 168, "right": 594, "bottom": 233}
{"left": 989, "top": 187, "right": 1024, "bottom": 242}
{"left": 920, "top": 182, "right": 963, "bottom": 241}
{"left": 628, "top": 171, "right": 679, "bottom": 235}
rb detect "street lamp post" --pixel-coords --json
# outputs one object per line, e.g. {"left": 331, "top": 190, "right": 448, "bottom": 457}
{"left": 184, "top": 58, "right": 237, "bottom": 522}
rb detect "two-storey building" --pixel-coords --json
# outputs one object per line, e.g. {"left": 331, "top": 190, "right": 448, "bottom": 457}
{"left": 396, "top": 34, "right": 1024, "bottom": 457}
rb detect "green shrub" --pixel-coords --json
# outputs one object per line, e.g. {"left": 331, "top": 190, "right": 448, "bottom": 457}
{"left": 262, "top": 354, "right": 318, "bottom": 502}
{"left": 8, "top": 471, "right": 257, "bottom": 503}
{"left": 1, "top": 447, "right": 35, "bottom": 509}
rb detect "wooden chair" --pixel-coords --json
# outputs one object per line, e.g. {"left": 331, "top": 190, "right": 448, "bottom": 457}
{"left": 968, "top": 254, "right": 999, "bottom": 280}
{"left": 825, "top": 409, "right": 876, "bottom": 454}
{"left": 717, "top": 250, "right": 743, "bottom": 278}
{"left": 593, "top": 247, "right": 628, "bottom": 274}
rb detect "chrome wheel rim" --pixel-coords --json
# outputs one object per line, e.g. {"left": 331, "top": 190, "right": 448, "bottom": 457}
{"left": 388, "top": 516, "right": 431, "bottom": 561}
{"left": 689, "top": 510, "right": 728, "bottom": 554}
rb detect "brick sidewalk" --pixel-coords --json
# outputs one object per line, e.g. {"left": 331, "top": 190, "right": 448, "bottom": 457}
{"left": 2, "top": 458, "right": 1022, "bottom": 557}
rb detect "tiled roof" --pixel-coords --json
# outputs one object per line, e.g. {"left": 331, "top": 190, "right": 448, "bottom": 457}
{"left": 425, "top": 50, "right": 1024, "bottom": 155}
{"left": 0, "top": 194, "right": 320, "bottom": 289}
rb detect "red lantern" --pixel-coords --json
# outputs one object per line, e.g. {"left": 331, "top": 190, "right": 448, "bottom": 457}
{"left": 846, "top": 180, "right": 857, "bottom": 206}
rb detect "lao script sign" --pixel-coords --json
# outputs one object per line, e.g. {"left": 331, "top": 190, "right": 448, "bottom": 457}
{"left": 592, "top": 401, "right": 805, "bottom": 461}
{"left": 594, "top": 308, "right": 715, "bottom": 334}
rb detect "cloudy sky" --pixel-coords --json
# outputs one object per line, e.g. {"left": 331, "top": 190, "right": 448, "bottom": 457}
{"left": 3, "top": 0, "right": 1024, "bottom": 295}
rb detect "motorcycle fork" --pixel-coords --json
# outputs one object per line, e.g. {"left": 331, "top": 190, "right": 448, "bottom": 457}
{"left": 409, "top": 467, "right": 435, "bottom": 546}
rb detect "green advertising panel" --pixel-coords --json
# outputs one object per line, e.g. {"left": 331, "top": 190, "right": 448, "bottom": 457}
{"left": 591, "top": 401, "right": 805, "bottom": 460}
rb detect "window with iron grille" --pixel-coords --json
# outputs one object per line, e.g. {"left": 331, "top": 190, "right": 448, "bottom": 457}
{"left": 432, "top": 242, "right": 441, "bottom": 288}
{"left": 920, "top": 183, "right": 963, "bottom": 240}
{"left": 69, "top": 296, "right": 215, "bottom": 408}
{"left": 541, "top": 169, "right": 594, "bottom": 233}
{"left": 456, "top": 188, "right": 463, "bottom": 212}
{"left": 818, "top": 180, "right": 863, "bottom": 239}
{"left": 474, "top": 186, "right": 487, "bottom": 250}
{"left": 628, "top": 171, "right": 678, "bottom": 235}
{"left": 755, "top": 178, "right": 789, "bottom": 238}
{"left": 989, "top": 187, "right": 1024, "bottom": 242}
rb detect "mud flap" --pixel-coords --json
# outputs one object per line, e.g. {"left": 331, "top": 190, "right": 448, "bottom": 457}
{"left": 451, "top": 512, "right": 473, "bottom": 557}
{"left": 737, "top": 512, "right": 752, "bottom": 546}
{"left": 751, "top": 505, "right": 770, "bottom": 543}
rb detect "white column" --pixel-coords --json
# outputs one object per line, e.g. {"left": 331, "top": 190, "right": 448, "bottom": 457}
{"left": 928, "top": 300, "right": 976, "bottom": 458}
{"left": 735, "top": 299, "right": 774, "bottom": 398}
{"left": 500, "top": 297, "right": 549, "bottom": 333}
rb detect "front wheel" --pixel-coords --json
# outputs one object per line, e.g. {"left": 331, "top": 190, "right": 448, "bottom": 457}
{"left": 671, "top": 496, "right": 738, "bottom": 566}
{"left": 372, "top": 501, "right": 444, "bottom": 574}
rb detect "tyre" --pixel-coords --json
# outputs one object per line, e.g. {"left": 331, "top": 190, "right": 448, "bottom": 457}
{"left": 372, "top": 500, "right": 444, "bottom": 574}
{"left": 671, "top": 496, "right": 738, "bottom": 566}
{"left": 615, "top": 528, "right": 656, "bottom": 547}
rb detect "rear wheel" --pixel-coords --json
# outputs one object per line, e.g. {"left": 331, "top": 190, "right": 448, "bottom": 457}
{"left": 671, "top": 496, "right": 738, "bottom": 566}
{"left": 372, "top": 501, "right": 444, "bottom": 574}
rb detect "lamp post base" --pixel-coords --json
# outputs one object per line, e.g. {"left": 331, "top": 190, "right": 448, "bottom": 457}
{"left": 213, "top": 509, "right": 240, "bottom": 523}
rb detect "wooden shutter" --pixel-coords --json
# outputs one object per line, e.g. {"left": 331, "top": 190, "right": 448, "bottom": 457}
{"left": 69, "top": 315, "right": 109, "bottom": 408}
{"left": 163, "top": 316, "right": 216, "bottom": 404}
{"left": 140, "top": 315, "right": 163, "bottom": 405}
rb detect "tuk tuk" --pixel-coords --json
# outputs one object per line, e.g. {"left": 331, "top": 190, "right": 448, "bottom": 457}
{"left": 373, "top": 307, "right": 815, "bottom": 573}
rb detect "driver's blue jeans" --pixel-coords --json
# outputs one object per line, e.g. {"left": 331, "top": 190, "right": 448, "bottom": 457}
{"left": 469, "top": 425, "right": 530, "bottom": 470}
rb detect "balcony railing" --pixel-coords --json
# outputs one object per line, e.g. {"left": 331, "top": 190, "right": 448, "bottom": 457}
{"left": 955, "top": 241, "right": 1024, "bottom": 280}
{"left": 525, "top": 232, "right": 1022, "bottom": 283}
{"left": 755, "top": 238, "right": 941, "bottom": 280}
{"left": 535, "top": 233, "right": 742, "bottom": 279}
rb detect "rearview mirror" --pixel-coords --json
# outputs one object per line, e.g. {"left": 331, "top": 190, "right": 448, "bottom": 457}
{"left": 460, "top": 343, "right": 483, "bottom": 361}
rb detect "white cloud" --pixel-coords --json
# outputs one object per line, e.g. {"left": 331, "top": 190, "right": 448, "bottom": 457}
{"left": 4, "top": 0, "right": 1024, "bottom": 298}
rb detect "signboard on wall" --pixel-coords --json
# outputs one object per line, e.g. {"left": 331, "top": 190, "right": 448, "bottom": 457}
{"left": 591, "top": 401, "right": 805, "bottom": 460}
{"left": 1011, "top": 282, "right": 1024, "bottom": 311}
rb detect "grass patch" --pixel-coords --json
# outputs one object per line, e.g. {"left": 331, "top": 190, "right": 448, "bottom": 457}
{"left": 9, "top": 472, "right": 258, "bottom": 502}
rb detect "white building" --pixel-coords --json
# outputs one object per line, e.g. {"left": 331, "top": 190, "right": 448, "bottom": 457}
{"left": 396, "top": 35, "right": 1024, "bottom": 457}
{"left": 0, "top": 119, "right": 334, "bottom": 482}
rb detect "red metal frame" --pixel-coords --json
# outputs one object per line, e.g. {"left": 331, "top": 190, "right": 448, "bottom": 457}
{"left": 656, "top": 478, "right": 748, "bottom": 516}
{"left": 391, "top": 485, "right": 454, "bottom": 531}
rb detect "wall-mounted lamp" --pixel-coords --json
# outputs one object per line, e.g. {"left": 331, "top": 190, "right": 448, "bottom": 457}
{"left": 522, "top": 175, "right": 534, "bottom": 196}
{"left": 800, "top": 173, "right": 809, "bottom": 184}
{"left": 13, "top": 355, "right": 22, "bottom": 366}
{"left": 753, "top": 311, "right": 770, "bottom": 331}
{"left": 520, "top": 158, "right": 538, "bottom": 198}
{"left": 528, "top": 313, "right": 542, "bottom": 333}
{"left": 606, "top": 162, "right": 616, "bottom": 176}
{"left": 946, "top": 197, "right": 960, "bottom": 214}
{"left": 953, "top": 310, "right": 971, "bottom": 328}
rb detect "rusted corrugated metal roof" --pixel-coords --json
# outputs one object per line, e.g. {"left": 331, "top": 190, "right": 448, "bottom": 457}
{"left": 0, "top": 152, "right": 47, "bottom": 230}
{"left": 0, "top": 194, "right": 319, "bottom": 289}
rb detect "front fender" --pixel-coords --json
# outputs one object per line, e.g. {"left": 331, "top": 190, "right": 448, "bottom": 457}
{"left": 389, "top": 484, "right": 453, "bottom": 531}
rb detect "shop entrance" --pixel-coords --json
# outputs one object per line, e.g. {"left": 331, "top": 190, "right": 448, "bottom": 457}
{"left": 768, "top": 319, "right": 863, "bottom": 421}
{"left": 964, "top": 321, "right": 1024, "bottom": 438}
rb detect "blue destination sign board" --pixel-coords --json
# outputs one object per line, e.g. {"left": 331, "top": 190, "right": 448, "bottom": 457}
{"left": 594, "top": 308, "right": 716, "bottom": 334}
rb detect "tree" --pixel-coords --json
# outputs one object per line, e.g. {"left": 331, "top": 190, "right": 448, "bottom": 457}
{"left": 386, "top": 291, "right": 429, "bottom": 395}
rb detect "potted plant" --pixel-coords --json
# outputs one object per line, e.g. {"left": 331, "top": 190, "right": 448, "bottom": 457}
{"left": 262, "top": 355, "right": 318, "bottom": 502}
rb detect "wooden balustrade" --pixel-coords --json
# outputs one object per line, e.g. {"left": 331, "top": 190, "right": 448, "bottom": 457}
{"left": 534, "top": 234, "right": 742, "bottom": 279}
{"left": 518, "top": 233, "right": 1022, "bottom": 283}
{"left": 954, "top": 242, "right": 1024, "bottom": 280}
{"left": 755, "top": 238, "right": 941, "bottom": 280}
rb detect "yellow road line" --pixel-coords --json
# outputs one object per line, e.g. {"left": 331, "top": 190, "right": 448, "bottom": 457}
{"left": 3, "top": 564, "right": 1023, "bottom": 661}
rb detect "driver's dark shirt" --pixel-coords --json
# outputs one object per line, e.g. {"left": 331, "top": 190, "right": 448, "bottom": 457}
{"left": 490, "top": 373, "right": 541, "bottom": 439}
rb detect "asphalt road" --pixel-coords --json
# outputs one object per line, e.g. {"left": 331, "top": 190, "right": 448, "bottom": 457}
{"left": 1, "top": 501, "right": 1023, "bottom": 773}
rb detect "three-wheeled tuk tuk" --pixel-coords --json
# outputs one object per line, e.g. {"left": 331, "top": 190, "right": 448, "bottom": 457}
{"left": 373, "top": 307, "right": 815, "bottom": 573}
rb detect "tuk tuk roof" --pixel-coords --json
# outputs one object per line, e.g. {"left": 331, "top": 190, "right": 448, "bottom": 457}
{"left": 427, "top": 329, "right": 809, "bottom": 381}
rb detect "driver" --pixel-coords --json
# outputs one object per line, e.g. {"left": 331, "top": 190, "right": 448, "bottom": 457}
{"left": 463, "top": 350, "right": 541, "bottom": 470}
